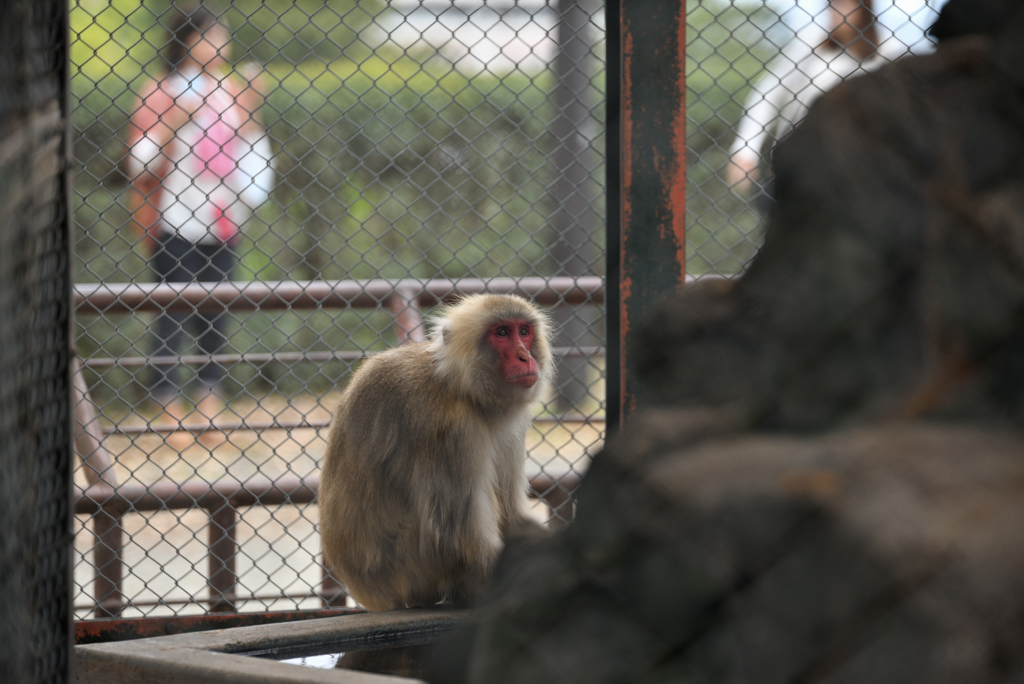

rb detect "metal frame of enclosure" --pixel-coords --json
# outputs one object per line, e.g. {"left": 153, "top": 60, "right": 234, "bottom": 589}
{"left": 66, "top": 0, "right": 694, "bottom": 628}
{"left": 54, "top": 0, "right": 946, "bottom": 645}
{"left": 606, "top": 1, "right": 689, "bottom": 427}
{"left": 70, "top": 0, "right": 619, "bottom": 629}
{"left": 73, "top": 276, "right": 593, "bottom": 619}
{"left": 0, "top": 0, "right": 74, "bottom": 681}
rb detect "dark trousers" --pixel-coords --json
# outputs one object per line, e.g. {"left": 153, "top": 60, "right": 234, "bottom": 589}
{"left": 150, "top": 233, "right": 236, "bottom": 400}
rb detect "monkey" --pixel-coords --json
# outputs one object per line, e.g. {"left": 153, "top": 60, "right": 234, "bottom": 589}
{"left": 318, "top": 293, "right": 554, "bottom": 611}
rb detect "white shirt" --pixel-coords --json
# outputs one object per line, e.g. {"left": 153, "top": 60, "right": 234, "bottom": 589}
{"left": 127, "top": 70, "right": 274, "bottom": 244}
{"left": 729, "top": 48, "right": 888, "bottom": 162}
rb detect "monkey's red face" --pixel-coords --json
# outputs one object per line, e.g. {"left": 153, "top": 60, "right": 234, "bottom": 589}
{"left": 488, "top": 319, "right": 539, "bottom": 388}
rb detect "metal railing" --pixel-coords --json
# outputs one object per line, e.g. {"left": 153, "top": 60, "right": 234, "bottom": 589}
{"left": 73, "top": 276, "right": 601, "bottom": 618}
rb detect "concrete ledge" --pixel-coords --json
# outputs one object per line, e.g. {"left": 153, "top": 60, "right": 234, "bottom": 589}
{"left": 75, "top": 609, "right": 464, "bottom": 683}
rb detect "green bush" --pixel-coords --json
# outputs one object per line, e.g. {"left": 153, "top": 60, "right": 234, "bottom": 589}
{"left": 686, "top": 0, "right": 787, "bottom": 275}
{"left": 74, "top": 0, "right": 780, "bottom": 409}
{"left": 71, "top": 2, "right": 606, "bottom": 410}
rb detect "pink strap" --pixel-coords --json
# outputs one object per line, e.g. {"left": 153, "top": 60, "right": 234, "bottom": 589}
{"left": 195, "top": 118, "right": 238, "bottom": 180}
{"left": 212, "top": 202, "right": 237, "bottom": 243}
{"left": 193, "top": 96, "right": 242, "bottom": 242}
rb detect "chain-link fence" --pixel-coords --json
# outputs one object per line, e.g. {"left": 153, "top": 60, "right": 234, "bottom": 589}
{"left": 71, "top": 0, "right": 948, "bottom": 623}
{"left": 1, "top": 0, "right": 73, "bottom": 679}
{"left": 72, "top": 0, "right": 606, "bottom": 620}
{"left": 687, "top": 0, "right": 944, "bottom": 274}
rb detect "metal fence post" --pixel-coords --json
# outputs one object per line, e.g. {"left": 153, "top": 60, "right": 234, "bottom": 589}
{"left": 69, "top": 1, "right": 611, "bottom": 622}
{"left": 73, "top": 356, "right": 126, "bottom": 619}
{"left": 208, "top": 504, "right": 238, "bottom": 612}
{"left": 607, "top": 0, "right": 688, "bottom": 429}
{"left": 93, "top": 510, "right": 125, "bottom": 619}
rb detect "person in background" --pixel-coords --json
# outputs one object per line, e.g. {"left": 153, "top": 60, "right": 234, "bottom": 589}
{"left": 726, "top": 0, "right": 886, "bottom": 197}
{"left": 125, "top": 4, "right": 274, "bottom": 444}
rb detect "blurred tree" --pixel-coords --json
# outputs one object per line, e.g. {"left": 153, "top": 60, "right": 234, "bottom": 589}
{"left": 226, "top": 0, "right": 384, "bottom": 65}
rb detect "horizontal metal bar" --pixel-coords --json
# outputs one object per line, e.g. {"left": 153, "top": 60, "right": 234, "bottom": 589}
{"left": 73, "top": 276, "right": 606, "bottom": 315}
{"left": 113, "top": 418, "right": 329, "bottom": 436}
{"left": 77, "top": 590, "right": 346, "bottom": 614}
{"left": 80, "top": 346, "right": 607, "bottom": 369}
{"left": 84, "top": 351, "right": 368, "bottom": 369}
{"left": 75, "top": 589, "right": 346, "bottom": 610}
{"left": 105, "top": 415, "right": 605, "bottom": 436}
{"left": 75, "top": 609, "right": 462, "bottom": 684}
{"left": 77, "top": 590, "right": 350, "bottom": 615}
{"left": 75, "top": 475, "right": 317, "bottom": 514}
{"left": 73, "top": 472, "right": 583, "bottom": 515}
{"left": 75, "top": 608, "right": 363, "bottom": 644}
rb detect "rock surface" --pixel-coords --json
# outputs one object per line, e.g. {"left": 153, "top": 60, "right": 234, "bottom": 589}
{"left": 430, "top": 417, "right": 1024, "bottom": 684}
{"left": 427, "top": 4, "right": 1024, "bottom": 683}
{"left": 637, "top": 24, "right": 1024, "bottom": 430}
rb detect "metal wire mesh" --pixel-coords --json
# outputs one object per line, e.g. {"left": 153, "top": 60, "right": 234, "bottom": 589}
{"left": 686, "top": 0, "right": 945, "bottom": 275}
{"left": 72, "top": 0, "right": 606, "bottom": 620}
{"left": 0, "top": 0, "right": 73, "bottom": 679}
{"left": 71, "top": 0, "right": 949, "bottom": 624}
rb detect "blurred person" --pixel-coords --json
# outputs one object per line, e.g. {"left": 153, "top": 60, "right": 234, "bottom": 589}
{"left": 125, "top": 4, "right": 274, "bottom": 440}
{"left": 726, "top": 0, "right": 887, "bottom": 197}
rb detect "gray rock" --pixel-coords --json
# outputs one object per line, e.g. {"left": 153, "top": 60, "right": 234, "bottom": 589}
{"left": 427, "top": 4, "right": 1024, "bottom": 683}
{"left": 430, "top": 418, "right": 1024, "bottom": 684}
{"left": 638, "top": 20, "right": 1024, "bottom": 430}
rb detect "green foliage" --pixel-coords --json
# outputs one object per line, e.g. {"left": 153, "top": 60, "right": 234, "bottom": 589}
{"left": 74, "top": 0, "right": 789, "bottom": 407}
{"left": 255, "top": 58, "right": 558, "bottom": 281}
{"left": 686, "top": 0, "right": 789, "bottom": 275}
{"left": 70, "top": 2, "right": 606, "bottom": 410}
{"left": 225, "top": 0, "right": 381, "bottom": 65}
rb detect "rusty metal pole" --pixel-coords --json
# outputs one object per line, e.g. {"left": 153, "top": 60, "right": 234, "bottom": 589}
{"left": 208, "top": 505, "right": 237, "bottom": 612}
{"left": 93, "top": 510, "right": 125, "bottom": 619}
{"left": 606, "top": 0, "right": 688, "bottom": 430}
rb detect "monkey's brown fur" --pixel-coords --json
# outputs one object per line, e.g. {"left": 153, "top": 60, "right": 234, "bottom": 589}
{"left": 319, "top": 294, "right": 553, "bottom": 611}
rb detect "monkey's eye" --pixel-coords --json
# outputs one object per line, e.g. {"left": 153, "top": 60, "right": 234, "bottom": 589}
{"left": 519, "top": 326, "right": 530, "bottom": 336}
{"left": 495, "top": 326, "right": 509, "bottom": 337}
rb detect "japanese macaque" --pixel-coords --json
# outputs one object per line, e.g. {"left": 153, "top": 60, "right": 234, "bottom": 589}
{"left": 319, "top": 293, "right": 554, "bottom": 611}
